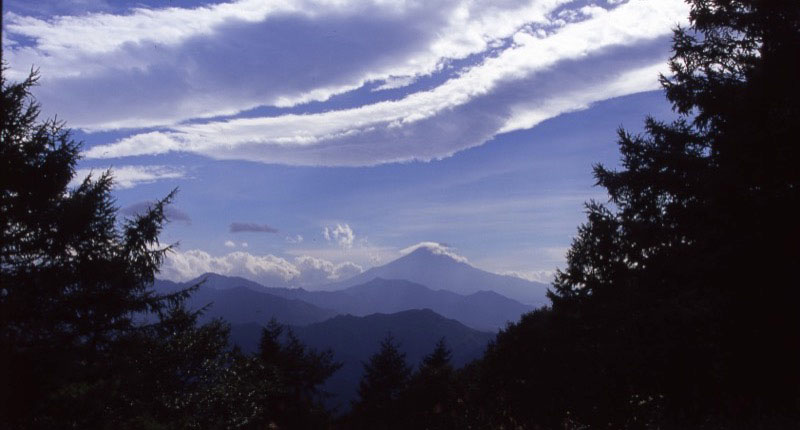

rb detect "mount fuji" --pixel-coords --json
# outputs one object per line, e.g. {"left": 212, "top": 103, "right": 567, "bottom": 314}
{"left": 317, "top": 244, "right": 550, "bottom": 306}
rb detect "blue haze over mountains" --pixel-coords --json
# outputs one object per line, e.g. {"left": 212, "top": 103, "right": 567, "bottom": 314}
{"left": 230, "top": 310, "right": 494, "bottom": 410}
{"left": 320, "top": 246, "right": 550, "bottom": 306}
{"left": 155, "top": 246, "right": 547, "bottom": 330}
{"left": 154, "top": 245, "right": 547, "bottom": 406}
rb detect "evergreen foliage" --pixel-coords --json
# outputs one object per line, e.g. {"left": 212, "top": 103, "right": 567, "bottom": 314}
{"left": 469, "top": 0, "right": 800, "bottom": 427}
{"left": 0, "top": 69, "right": 340, "bottom": 429}
{"left": 403, "top": 338, "right": 459, "bottom": 429}
{"left": 248, "top": 319, "right": 341, "bottom": 428}
{"left": 3, "top": 0, "right": 798, "bottom": 427}
{"left": 0, "top": 68, "right": 210, "bottom": 428}
{"left": 349, "top": 334, "right": 412, "bottom": 429}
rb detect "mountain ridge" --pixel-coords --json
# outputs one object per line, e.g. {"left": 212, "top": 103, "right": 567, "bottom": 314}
{"left": 316, "top": 246, "right": 550, "bottom": 306}
{"left": 229, "top": 308, "right": 494, "bottom": 410}
{"left": 163, "top": 273, "right": 532, "bottom": 331}
{"left": 152, "top": 278, "right": 338, "bottom": 326}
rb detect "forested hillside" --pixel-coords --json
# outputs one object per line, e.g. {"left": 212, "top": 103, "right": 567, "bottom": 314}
{"left": 2, "top": 0, "right": 798, "bottom": 428}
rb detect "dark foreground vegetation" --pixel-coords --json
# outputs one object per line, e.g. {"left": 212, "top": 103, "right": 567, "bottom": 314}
{"left": 2, "top": 0, "right": 798, "bottom": 428}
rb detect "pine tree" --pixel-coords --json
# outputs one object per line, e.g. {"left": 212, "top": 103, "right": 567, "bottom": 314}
{"left": 247, "top": 319, "right": 341, "bottom": 428}
{"left": 548, "top": 0, "right": 800, "bottom": 424}
{"left": 351, "top": 334, "right": 412, "bottom": 429}
{"left": 0, "top": 69, "right": 227, "bottom": 428}
{"left": 405, "top": 338, "right": 457, "bottom": 429}
{"left": 471, "top": 0, "right": 799, "bottom": 427}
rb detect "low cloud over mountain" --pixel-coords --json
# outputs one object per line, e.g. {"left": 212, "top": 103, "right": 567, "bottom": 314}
{"left": 159, "top": 250, "right": 363, "bottom": 288}
{"left": 321, "top": 242, "right": 550, "bottom": 305}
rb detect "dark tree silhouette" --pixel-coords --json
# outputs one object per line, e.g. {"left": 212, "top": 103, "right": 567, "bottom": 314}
{"left": 350, "top": 334, "right": 412, "bottom": 429}
{"left": 0, "top": 69, "right": 209, "bottom": 427}
{"left": 248, "top": 319, "right": 341, "bottom": 428}
{"left": 469, "top": 0, "right": 800, "bottom": 428}
{"left": 0, "top": 70, "right": 342, "bottom": 429}
{"left": 403, "top": 338, "right": 459, "bottom": 429}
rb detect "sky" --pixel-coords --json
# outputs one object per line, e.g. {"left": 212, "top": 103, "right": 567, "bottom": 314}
{"left": 3, "top": 0, "right": 686, "bottom": 288}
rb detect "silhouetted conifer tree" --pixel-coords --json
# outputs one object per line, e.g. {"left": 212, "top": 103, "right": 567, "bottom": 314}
{"left": 0, "top": 68, "right": 218, "bottom": 428}
{"left": 350, "top": 334, "right": 412, "bottom": 429}
{"left": 242, "top": 319, "right": 341, "bottom": 428}
{"left": 404, "top": 338, "right": 458, "bottom": 429}
{"left": 0, "top": 69, "right": 341, "bottom": 429}
{"left": 471, "top": 1, "right": 800, "bottom": 428}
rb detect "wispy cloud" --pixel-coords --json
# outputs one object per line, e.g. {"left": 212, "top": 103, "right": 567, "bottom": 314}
{"left": 78, "top": 0, "right": 686, "bottom": 165}
{"left": 159, "top": 249, "right": 362, "bottom": 287}
{"left": 502, "top": 270, "right": 556, "bottom": 284}
{"left": 6, "top": 0, "right": 571, "bottom": 129}
{"left": 286, "top": 242, "right": 397, "bottom": 269}
{"left": 285, "top": 234, "right": 304, "bottom": 244}
{"left": 70, "top": 165, "right": 185, "bottom": 189}
{"left": 399, "top": 242, "right": 469, "bottom": 263}
{"left": 8, "top": 0, "right": 688, "bottom": 166}
{"left": 229, "top": 222, "right": 278, "bottom": 233}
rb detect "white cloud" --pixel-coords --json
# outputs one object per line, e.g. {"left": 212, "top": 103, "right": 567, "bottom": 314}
{"left": 241, "top": 242, "right": 248, "bottom": 248}
{"left": 159, "top": 249, "right": 362, "bottom": 287}
{"left": 160, "top": 249, "right": 299, "bottom": 287}
{"left": 331, "top": 261, "right": 364, "bottom": 280}
{"left": 224, "top": 240, "right": 236, "bottom": 248}
{"left": 5, "top": 1, "right": 293, "bottom": 60}
{"left": 69, "top": 165, "right": 185, "bottom": 189}
{"left": 372, "top": 75, "right": 417, "bottom": 91}
{"left": 293, "top": 255, "right": 364, "bottom": 285}
{"left": 324, "top": 223, "right": 355, "bottom": 249}
{"left": 6, "top": 0, "right": 578, "bottom": 130}
{"left": 286, "top": 243, "right": 397, "bottom": 270}
{"left": 399, "top": 241, "right": 469, "bottom": 264}
{"left": 285, "top": 234, "right": 304, "bottom": 244}
{"left": 503, "top": 270, "right": 556, "bottom": 284}
{"left": 80, "top": 0, "right": 687, "bottom": 165}
{"left": 476, "top": 246, "right": 570, "bottom": 284}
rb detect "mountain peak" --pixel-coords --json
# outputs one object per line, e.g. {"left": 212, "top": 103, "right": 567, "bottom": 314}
{"left": 399, "top": 242, "right": 469, "bottom": 264}
{"left": 316, "top": 242, "right": 549, "bottom": 306}
{"left": 186, "top": 272, "right": 268, "bottom": 291}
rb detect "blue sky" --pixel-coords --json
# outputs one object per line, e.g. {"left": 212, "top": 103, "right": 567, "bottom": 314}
{"left": 3, "top": 0, "right": 685, "bottom": 287}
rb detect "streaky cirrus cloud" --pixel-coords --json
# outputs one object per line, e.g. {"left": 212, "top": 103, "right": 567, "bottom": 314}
{"left": 5, "top": 0, "right": 580, "bottom": 130}
{"left": 120, "top": 200, "right": 191, "bottom": 224}
{"left": 78, "top": 0, "right": 688, "bottom": 166}
{"left": 69, "top": 165, "right": 186, "bottom": 189}
{"left": 158, "top": 249, "right": 363, "bottom": 287}
{"left": 229, "top": 222, "right": 279, "bottom": 233}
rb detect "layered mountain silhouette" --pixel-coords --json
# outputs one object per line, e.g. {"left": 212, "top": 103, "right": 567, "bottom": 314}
{"left": 155, "top": 257, "right": 534, "bottom": 409}
{"left": 173, "top": 245, "right": 549, "bottom": 306}
{"left": 318, "top": 246, "right": 549, "bottom": 306}
{"left": 280, "top": 278, "right": 531, "bottom": 331}
{"left": 229, "top": 309, "right": 494, "bottom": 409}
{"left": 168, "top": 273, "right": 532, "bottom": 331}
{"left": 153, "top": 278, "right": 337, "bottom": 326}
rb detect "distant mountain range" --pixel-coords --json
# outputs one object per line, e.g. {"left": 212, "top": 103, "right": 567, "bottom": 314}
{"left": 318, "top": 246, "right": 550, "bottom": 306}
{"left": 175, "top": 245, "right": 550, "bottom": 306}
{"left": 172, "top": 272, "right": 532, "bottom": 331}
{"left": 154, "top": 249, "right": 543, "bottom": 410}
{"left": 285, "top": 277, "right": 532, "bottom": 331}
{"left": 153, "top": 278, "right": 338, "bottom": 326}
{"left": 229, "top": 309, "right": 494, "bottom": 410}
